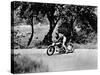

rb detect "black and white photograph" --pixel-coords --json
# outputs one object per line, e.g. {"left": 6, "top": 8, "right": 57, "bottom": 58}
{"left": 11, "top": 1, "right": 97, "bottom": 74}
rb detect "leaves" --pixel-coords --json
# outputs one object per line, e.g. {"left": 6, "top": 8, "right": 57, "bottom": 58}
{"left": 12, "top": 1, "right": 97, "bottom": 45}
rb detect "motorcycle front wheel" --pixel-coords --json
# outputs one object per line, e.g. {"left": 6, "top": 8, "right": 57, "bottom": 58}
{"left": 47, "top": 46, "right": 55, "bottom": 56}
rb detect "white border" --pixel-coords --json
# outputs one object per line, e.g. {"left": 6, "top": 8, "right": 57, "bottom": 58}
{"left": 0, "top": 0, "right": 99, "bottom": 75}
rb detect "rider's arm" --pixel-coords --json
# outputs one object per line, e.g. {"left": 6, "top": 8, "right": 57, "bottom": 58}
{"left": 62, "top": 36, "right": 66, "bottom": 46}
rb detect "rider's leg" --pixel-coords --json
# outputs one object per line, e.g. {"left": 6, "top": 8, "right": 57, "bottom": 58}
{"left": 62, "top": 36, "right": 67, "bottom": 50}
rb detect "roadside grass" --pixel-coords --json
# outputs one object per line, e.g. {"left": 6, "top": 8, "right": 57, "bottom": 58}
{"left": 12, "top": 54, "right": 49, "bottom": 74}
{"left": 73, "top": 35, "right": 97, "bottom": 49}
{"left": 13, "top": 24, "right": 49, "bottom": 49}
{"left": 12, "top": 24, "right": 97, "bottom": 49}
{"left": 33, "top": 41, "right": 48, "bottom": 49}
{"left": 73, "top": 43, "right": 97, "bottom": 49}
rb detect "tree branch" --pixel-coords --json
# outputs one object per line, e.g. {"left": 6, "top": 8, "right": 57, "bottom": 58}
{"left": 54, "top": 16, "right": 60, "bottom": 25}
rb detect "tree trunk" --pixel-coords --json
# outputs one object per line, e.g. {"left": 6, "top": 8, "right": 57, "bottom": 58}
{"left": 43, "top": 21, "right": 55, "bottom": 45}
{"left": 69, "top": 17, "right": 77, "bottom": 43}
{"left": 27, "top": 17, "right": 34, "bottom": 46}
{"left": 43, "top": 12, "right": 60, "bottom": 45}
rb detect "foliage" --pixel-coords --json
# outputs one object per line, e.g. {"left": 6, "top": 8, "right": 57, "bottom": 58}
{"left": 11, "top": 1, "right": 97, "bottom": 47}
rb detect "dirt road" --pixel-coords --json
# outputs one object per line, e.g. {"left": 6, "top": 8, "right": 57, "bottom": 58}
{"left": 13, "top": 48, "right": 97, "bottom": 72}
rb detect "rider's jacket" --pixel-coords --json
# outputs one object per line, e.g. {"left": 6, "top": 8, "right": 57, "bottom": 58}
{"left": 58, "top": 36, "right": 64, "bottom": 43}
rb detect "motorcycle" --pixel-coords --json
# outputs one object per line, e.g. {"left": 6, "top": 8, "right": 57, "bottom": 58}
{"left": 47, "top": 42, "right": 74, "bottom": 56}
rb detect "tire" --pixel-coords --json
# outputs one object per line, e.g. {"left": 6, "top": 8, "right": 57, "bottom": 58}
{"left": 66, "top": 43, "right": 74, "bottom": 53}
{"left": 47, "top": 46, "right": 55, "bottom": 56}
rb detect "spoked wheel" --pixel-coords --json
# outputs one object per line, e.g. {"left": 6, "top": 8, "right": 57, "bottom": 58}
{"left": 66, "top": 43, "right": 74, "bottom": 53}
{"left": 47, "top": 46, "right": 55, "bottom": 56}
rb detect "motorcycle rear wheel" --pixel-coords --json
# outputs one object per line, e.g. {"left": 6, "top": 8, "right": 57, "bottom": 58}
{"left": 66, "top": 43, "right": 74, "bottom": 53}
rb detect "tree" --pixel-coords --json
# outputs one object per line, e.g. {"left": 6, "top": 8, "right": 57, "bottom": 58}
{"left": 53, "top": 5, "right": 97, "bottom": 44}
{"left": 18, "top": 2, "right": 62, "bottom": 45}
{"left": 12, "top": 1, "right": 97, "bottom": 46}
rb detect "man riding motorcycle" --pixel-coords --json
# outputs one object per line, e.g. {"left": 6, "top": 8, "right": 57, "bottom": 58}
{"left": 56, "top": 33, "right": 67, "bottom": 50}
{"left": 46, "top": 33, "right": 74, "bottom": 56}
{"left": 55, "top": 33, "right": 74, "bottom": 53}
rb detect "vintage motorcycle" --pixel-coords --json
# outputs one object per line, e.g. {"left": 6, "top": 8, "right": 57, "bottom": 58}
{"left": 47, "top": 42, "right": 74, "bottom": 56}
